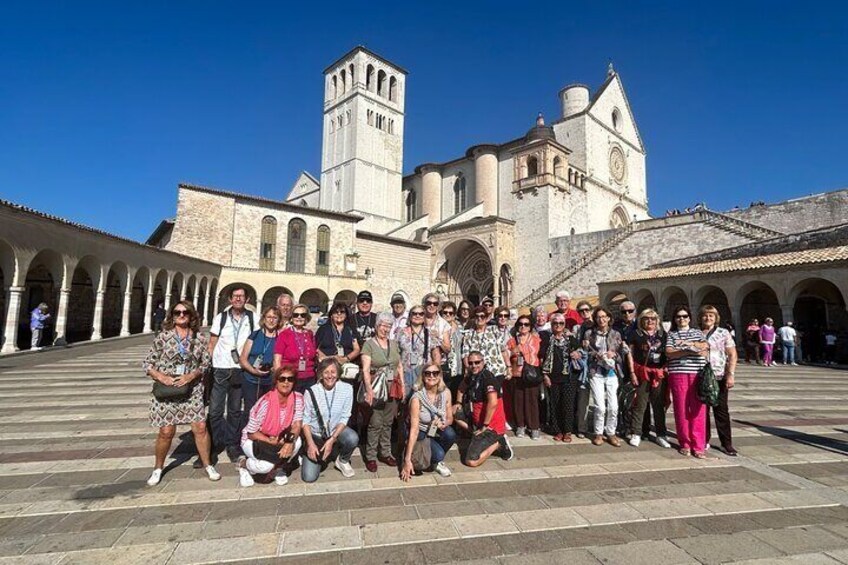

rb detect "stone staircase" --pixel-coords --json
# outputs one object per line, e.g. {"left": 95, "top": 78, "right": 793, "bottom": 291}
{"left": 699, "top": 209, "right": 785, "bottom": 241}
{"left": 515, "top": 223, "right": 636, "bottom": 308}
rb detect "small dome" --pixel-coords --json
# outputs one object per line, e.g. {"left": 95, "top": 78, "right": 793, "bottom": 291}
{"left": 526, "top": 113, "right": 555, "bottom": 142}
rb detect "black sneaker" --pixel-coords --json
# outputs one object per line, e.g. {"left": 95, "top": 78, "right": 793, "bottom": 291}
{"left": 498, "top": 435, "right": 514, "bottom": 461}
{"left": 192, "top": 458, "right": 204, "bottom": 469}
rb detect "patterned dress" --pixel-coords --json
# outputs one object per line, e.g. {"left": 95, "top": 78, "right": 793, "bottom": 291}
{"left": 143, "top": 329, "right": 211, "bottom": 427}
{"left": 461, "top": 327, "right": 508, "bottom": 377}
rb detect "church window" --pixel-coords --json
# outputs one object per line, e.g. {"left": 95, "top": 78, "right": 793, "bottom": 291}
{"left": 377, "top": 70, "right": 387, "bottom": 97}
{"left": 259, "top": 216, "right": 277, "bottom": 270}
{"left": 331, "top": 75, "right": 337, "bottom": 99}
{"left": 330, "top": 120, "right": 335, "bottom": 133}
{"left": 526, "top": 156, "right": 539, "bottom": 178}
{"left": 405, "top": 189, "right": 417, "bottom": 222}
{"left": 366, "top": 65, "right": 375, "bottom": 92}
{"left": 337, "top": 115, "right": 343, "bottom": 128}
{"left": 612, "top": 108, "right": 621, "bottom": 132}
{"left": 286, "top": 218, "right": 307, "bottom": 273}
{"left": 367, "top": 109, "right": 374, "bottom": 126}
{"left": 349, "top": 63, "right": 355, "bottom": 87}
{"left": 340, "top": 69, "right": 346, "bottom": 93}
{"left": 553, "top": 156, "right": 563, "bottom": 178}
{"left": 316, "top": 225, "right": 331, "bottom": 275}
{"left": 453, "top": 174, "right": 467, "bottom": 214}
{"left": 610, "top": 206, "right": 629, "bottom": 229}
{"left": 389, "top": 76, "right": 397, "bottom": 101}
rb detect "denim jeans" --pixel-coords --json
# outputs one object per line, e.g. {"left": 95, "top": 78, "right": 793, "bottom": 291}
{"left": 301, "top": 426, "right": 359, "bottom": 483}
{"left": 781, "top": 342, "right": 796, "bottom": 364}
{"left": 240, "top": 375, "right": 273, "bottom": 436}
{"left": 209, "top": 368, "right": 243, "bottom": 456}
{"left": 416, "top": 425, "right": 456, "bottom": 465}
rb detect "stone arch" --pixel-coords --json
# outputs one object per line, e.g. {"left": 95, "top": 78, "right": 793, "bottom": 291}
{"left": 170, "top": 272, "right": 184, "bottom": 303}
{"left": 553, "top": 156, "right": 564, "bottom": 178}
{"left": 366, "top": 64, "right": 375, "bottom": 92}
{"left": 498, "top": 264, "right": 514, "bottom": 307}
{"left": 526, "top": 155, "right": 538, "bottom": 178}
{"left": 218, "top": 283, "right": 258, "bottom": 314}
{"left": 300, "top": 288, "right": 330, "bottom": 314}
{"left": 694, "top": 284, "right": 732, "bottom": 325}
{"left": 389, "top": 76, "right": 397, "bottom": 101}
{"left": 633, "top": 288, "right": 657, "bottom": 313}
{"left": 152, "top": 269, "right": 168, "bottom": 315}
{"left": 790, "top": 278, "right": 847, "bottom": 352}
{"left": 376, "top": 69, "right": 387, "bottom": 97}
{"left": 197, "top": 276, "right": 208, "bottom": 322}
{"left": 19, "top": 249, "right": 64, "bottom": 348}
{"left": 737, "top": 281, "right": 781, "bottom": 328}
{"left": 185, "top": 274, "right": 197, "bottom": 304}
{"left": 435, "top": 239, "right": 494, "bottom": 306}
{"left": 102, "top": 261, "right": 128, "bottom": 338}
{"left": 602, "top": 290, "right": 628, "bottom": 311}
{"left": 129, "top": 267, "right": 150, "bottom": 334}
{"left": 261, "top": 286, "right": 294, "bottom": 312}
{"left": 65, "top": 255, "right": 102, "bottom": 343}
{"left": 207, "top": 278, "right": 219, "bottom": 319}
{"left": 660, "top": 285, "right": 689, "bottom": 321}
{"left": 610, "top": 205, "right": 630, "bottom": 229}
{"left": 333, "top": 290, "right": 358, "bottom": 306}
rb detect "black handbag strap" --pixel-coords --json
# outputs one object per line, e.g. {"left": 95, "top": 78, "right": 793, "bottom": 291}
{"left": 306, "top": 387, "right": 330, "bottom": 438}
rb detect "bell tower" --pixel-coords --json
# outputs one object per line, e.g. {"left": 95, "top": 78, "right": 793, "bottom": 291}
{"left": 320, "top": 46, "right": 407, "bottom": 233}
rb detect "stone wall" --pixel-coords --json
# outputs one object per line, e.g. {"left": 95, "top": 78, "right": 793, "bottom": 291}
{"left": 354, "top": 233, "right": 431, "bottom": 310}
{"left": 726, "top": 189, "right": 848, "bottom": 233}
{"left": 168, "top": 187, "right": 235, "bottom": 266}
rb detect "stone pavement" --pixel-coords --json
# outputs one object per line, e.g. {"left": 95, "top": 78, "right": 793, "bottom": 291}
{"left": 2, "top": 337, "right": 848, "bottom": 564}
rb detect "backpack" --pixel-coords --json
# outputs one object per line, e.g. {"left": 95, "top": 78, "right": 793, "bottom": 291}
{"left": 697, "top": 363, "right": 720, "bottom": 407}
{"left": 218, "top": 309, "right": 255, "bottom": 335}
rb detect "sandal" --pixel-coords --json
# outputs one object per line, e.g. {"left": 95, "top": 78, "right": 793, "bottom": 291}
{"left": 692, "top": 451, "right": 706, "bottom": 459}
{"left": 678, "top": 448, "right": 691, "bottom": 457}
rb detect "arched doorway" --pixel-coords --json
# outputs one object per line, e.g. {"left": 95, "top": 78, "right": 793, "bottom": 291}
{"left": 634, "top": 289, "right": 656, "bottom": 314}
{"left": 102, "top": 262, "right": 128, "bottom": 338}
{"left": 67, "top": 256, "right": 100, "bottom": 343}
{"left": 661, "top": 286, "right": 689, "bottom": 321}
{"left": 20, "top": 249, "right": 63, "bottom": 349}
{"left": 300, "top": 288, "right": 330, "bottom": 314}
{"left": 436, "top": 239, "right": 494, "bottom": 306}
{"left": 129, "top": 267, "right": 149, "bottom": 334}
{"left": 261, "top": 286, "right": 294, "bottom": 312}
{"left": 695, "top": 285, "right": 732, "bottom": 325}
{"left": 217, "top": 283, "right": 258, "bottom": 313}
{"left": 152, "top": 269, "right": 168, "bottom": 316}
{"left": 185, "top": 275, "right": 196, "bottom": 304}
{"left": 207, "top": 279, "right": 219, "bottom": 320}
{"left": 738, "top": 281, "right": 781, "bottom": 329}
{"left": 603, "top": 290, "right": 628, "bottom": 312}
{"left": 791, "top": 277, "right": 847, "bottom": 363}
{"left": 333, "top": 290, "right": 358, "bottom": 306}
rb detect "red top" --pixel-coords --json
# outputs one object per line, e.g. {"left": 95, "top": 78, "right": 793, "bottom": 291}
{"left": 507, "top": 334, "right": 542, "bottom": 377}
{"left": 559, "top": 308, "right": 583, "bottom": 330}
{"left": 274, "top": 327, "right": 316, "bottom": 380}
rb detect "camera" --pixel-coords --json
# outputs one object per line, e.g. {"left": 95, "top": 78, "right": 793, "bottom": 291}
{"left": 259, "top": 363, "right": 272, "bottom": 372}
{"left": 427, "top": 419, "right": 440, "bottom": 437}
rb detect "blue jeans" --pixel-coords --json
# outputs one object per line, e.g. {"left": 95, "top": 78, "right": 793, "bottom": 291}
{"left": 240, "top": 375, "right": 273, "bottom": 436}
{"left": 417, "top": 425, "right": 456, "bottom": 465}
{"left": 301, "top": 426, "right": 359, "bottom": 483}
{"left": 782, "top": 342, "right": 796, "bottom": 364}
{"left": 209, "top": 368, "right": 243, "bottom": 456}
{"left": 403, "top": 368, "right": 420, "bottom": 402}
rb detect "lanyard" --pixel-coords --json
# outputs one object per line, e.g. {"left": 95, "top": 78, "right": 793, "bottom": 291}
{"left": 258, "top": 331, "right": 276, "bottom": 359}
{"left": 322, "top": 386, "right": 336, "bottom": 418}
{"left": 332, "top": 325, "right": 344, "bottom": 347}
{"left": 175, "top": 330, "right": 191, "bottom": 359}
{"left": 292, "top": 329, "right": 309, "bottom": 358}
{"left": 230, "top": 311, "right": 246, "bottom": 344}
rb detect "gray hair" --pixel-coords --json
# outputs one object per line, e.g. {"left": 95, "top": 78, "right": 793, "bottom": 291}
{"left": 422, "top": 292, "right": 440, "bottom": 305}
{"left": 620, "top": 300, "right": 635, "bottom": 310}
{"left": 555, "top": 290, "right": 571, "bottom": 301}
{"left": 533, "top": 305, "right": 548, "bottom": 316}
{"left": 375, "top": 311, "right": 395, "bottom": 328}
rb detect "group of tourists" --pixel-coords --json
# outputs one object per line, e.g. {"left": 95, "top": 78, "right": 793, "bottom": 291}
{"left": 743, "top": 318, "right": 840, "bottom": 366}
{"left": 142, "top": 286, "right": 748, "bottom": 488}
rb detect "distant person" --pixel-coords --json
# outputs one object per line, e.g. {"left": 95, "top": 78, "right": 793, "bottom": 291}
{"left": 777, "top": 321, "right": 798, "bottom": 366}
{"left": 152, "top": 302, "right": 166, "bottom": 332}
{"left": 29, "top": 303, "right": 51, "bottom": 350}
{"left": 759, "top": 318, "right": 777, "bottom": 367}
{"left": 744, "top": 319, "right": 761, "bottom": 364}
{"left": 825, "top": 329, "right": 838, "bottom": 365}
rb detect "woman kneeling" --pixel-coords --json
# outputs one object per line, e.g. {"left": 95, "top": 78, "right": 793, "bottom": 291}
{"left": 238, "top": 364, "right": 303, "bottom": 487}
{"left": 400, "top": 363, "right": 456, "bottom": 481}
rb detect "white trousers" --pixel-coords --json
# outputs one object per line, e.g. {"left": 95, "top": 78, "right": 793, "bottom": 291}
{"left": 590, "top": 375, "right": 619, "bottom": 436}
{"left": 242, "top": 437, "right": 302, "bottom": 475}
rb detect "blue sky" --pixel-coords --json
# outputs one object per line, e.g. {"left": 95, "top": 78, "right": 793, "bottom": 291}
{"left": 2, "top": 2, "right": 847, "bottom": 241}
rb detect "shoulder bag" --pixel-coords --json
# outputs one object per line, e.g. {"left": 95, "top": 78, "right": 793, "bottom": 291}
{"left": 152, "top": 381, "right": 191, "bottom": 402}
{"left": 357, "top": 364, "right": 390, "bottom": 405}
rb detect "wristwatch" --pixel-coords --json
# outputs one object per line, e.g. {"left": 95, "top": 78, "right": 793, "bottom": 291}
{"left": 282, "top": 432, "right": 296, "bottom": 444}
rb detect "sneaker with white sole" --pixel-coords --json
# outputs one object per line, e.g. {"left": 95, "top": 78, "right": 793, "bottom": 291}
{"left": 238, "top": 467, "right": 254, "bottom": 487}
{"left": 530, "top": 429, "right": 541, "bottom": 440}
{"left": 515, "top": 426, "right": 526, "bottom": 438}
{"left": 205, "top": 465, "right": 221, "bottom": 481}
{"left": 435, "top": 461, "right": 452, "bottom": 477}
{"left": 274, "top": 470, "right": 288, "bottom": 486}
{"left": 655, "top": 436, "right": 672, "bottom": 449}
{"left": 499, "top": 435, "right": 514, "bottom": 461}
{"left": 628, "top": 436, "right": 641, "bottom": 447}
{"left": 335, "top": 458, "right": 355, "bottom": 478}
{"left": 146, "top": 468, "right": 162, "bottom": 487}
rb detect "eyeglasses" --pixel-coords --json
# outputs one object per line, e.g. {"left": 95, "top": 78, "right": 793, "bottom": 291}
{"left": 497, "top": 314, "right": 509, "bottom": 319}
{"left": 621, "top": 309, "right": 635, "bottom": 314}
{"left": 475, "top": 314, "right": 487, "bottom": 319}
{"left": 276, "top": 375, "right": 296, "bottom": 383}
{"left": 441, "top": 310, "right": 455, "bottom": 316}
{"left": 468, "top": 360, "right": 483, "bottom": 366}
{"left": 675, "top": 314, "right": 690, "bottom": 319}
{"left": 423, "top": 370, "right": 440, "bottom": 377}
{"left": 459, "top": 307, "right": 470, "bottom": 312}
{"left": 578, "top": 308, "right": 591, "bottom": 313}
{"left": 551, "top": 322, "right": 566, "bottom": 326}
{"left": 173, "top": 310, "right": 189, "bottom": 317}
{"left": 292, "top": 312, "right": 308, "bottom": 319}
{"left": 331, "top": 310, "right": 346, "bottom": 316}
{"left": 425, "top": 300, "right": 439, "bottom": 306}
{"left": 517, "top": 322, "right": 531, "bottom": 327}
{"left": 646, "top": 317, "right": 658, "bottom": 321}
{"left": 410, "top": 311, "right": 425, "bottom": 317}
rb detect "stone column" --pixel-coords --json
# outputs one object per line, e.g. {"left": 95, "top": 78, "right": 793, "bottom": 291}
{"left": 193, "top": 279, "right": 201, "bottom": 308}
{"left": 120, "top": 291, "right": 132, "bottom": 337}
{"left": 212, "top": 293, "right": 220, "bottom": 318}
{"left": 780, "top": 304, "right": 794, "bottom": 325}
{"left": 418, "top": 164, "right": 443, "bottom": 226}
{"left": 203, "top": 280, "right": 213, "bottom": 325}
{"left": 471, "top": 145, "right": 499, "bottom": 217}
{"left": 91, "top": 289, "right": 105, "bottom": 341}
{"left": 256, "top": 299, "right": 263, "bottom": 315}
{"left": 1, "top": 286, "right": 23, "bottom": 354}
{"left": 164, "top": 290, "right": 173, "bottom": 312}
{"left": 143, "top": 292, "right": 154, "bottom": 333}
{"left": 180, "top": 278, "right": 188, "bottom": 301}
{"left": 53, "top": 288, "right": 71, "bottom": 346}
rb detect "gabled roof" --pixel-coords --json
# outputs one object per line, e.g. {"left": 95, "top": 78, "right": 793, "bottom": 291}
{"left": 146, "top": 219, "right": 175, "bottom": 246}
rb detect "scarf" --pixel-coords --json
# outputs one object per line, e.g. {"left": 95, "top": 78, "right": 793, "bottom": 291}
{"left": 259, "top": 389, "right": 294, "bottom": 438}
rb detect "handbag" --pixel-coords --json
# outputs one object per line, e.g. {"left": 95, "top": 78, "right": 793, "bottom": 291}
{"left": 341, "top": 362, "right": 360, "bottom": 382}
{"left": 389, "top": 374, "right": 404, "bottom": 400}
{"left": 521, "top": 363, "right": 543, "bottom": 385}
{"left": 357, "top": 365, "right": 390, "bottom": 405}
{"left": 152, "top": 381, "right": 191, "bottom": 402}
{"left": 697, "top": 362, "right": 720, "bottom": 407}
{"left": 410, "top": 436, "right": 432, "bottom": 472}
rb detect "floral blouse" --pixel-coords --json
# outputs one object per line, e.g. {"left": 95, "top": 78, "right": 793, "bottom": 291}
{"left": 461, "top": 326, "right": 508, "bottom": 377}
{"left": 143, "top": 329, "right": 211, "bottom": 377}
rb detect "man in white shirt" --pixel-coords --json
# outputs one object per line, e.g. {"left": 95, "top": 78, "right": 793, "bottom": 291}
{"left": 208, "top": 287, "right": 255, "bottom": 462}
{"left": 777, "top": 322, "right": 798, "bottom": 366}
{"left": 389, "top": 293, "right": 408, "bottom": 341}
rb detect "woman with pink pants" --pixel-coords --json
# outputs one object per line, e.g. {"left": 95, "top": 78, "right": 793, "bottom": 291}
{"left": 665, "top": 307, "right": 709, "bottom": 458}
{"left": 759, "top": 318, "right": 776, "bottom": 367}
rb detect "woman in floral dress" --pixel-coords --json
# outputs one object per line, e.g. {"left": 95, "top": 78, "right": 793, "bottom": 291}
{"left": 143, "top": 301, "right": 219, "bottom": 486}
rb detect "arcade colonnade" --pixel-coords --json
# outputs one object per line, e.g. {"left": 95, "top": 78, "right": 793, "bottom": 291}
{"left": 0, "top": 202, "right": 221, "bottom": 353}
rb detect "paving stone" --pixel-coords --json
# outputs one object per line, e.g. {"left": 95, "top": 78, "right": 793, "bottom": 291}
{"left": 588, "top": 539, "right": 699, "bottom": 564}
{"left": 477, "top": 495, "right": 547, "bottom": 514}
{"left": 114, "top": 522, "right": 205, "bottom": 546}
{"left": 621, "top": 518, "right": 703, "bottom": 540}
{"left": 750, "top": 525, "right": 848, "bottom": 554}
{"left": 415, "top": 499, "right": 485, "bottom": 519}
{"left": 361, "top": 517, "right": 458, "bottom": 546}
{"left": 350, "top": 505, "right": 418, "bottom": 526}
{"left": 670, "top": 531, "right": 786, "bottom": 564}
{"left": 627, "top": 497, "right": 712, "bottom": 520}
{"left": 169, "top": 533, "right": 279, "bottom": 562}
{"left": 732, "top": 552, "right": 842, "bottom": 564}
{"left": 0, "top": 535, "right": 42, "bottom": 557}
{"left": 50, "top": 508, "right": 139, "bottom": 534}
{"left": 27, "top": 529, "right": 125, "bottom": 555}
{"left": 341, "top": 543, "right": 425, "bottom": 565}
{"left": 276, "top": 511, "right": 350, "bottom": 532}
{"left": 281, "top": 526, "right": 361, "bottom": 554}
{"left": 572, "top": 502, "right": 645, "bottom": 525}
{"left": 498, "top": 547, "right": 601, "bottom": 564}
{"left": 509, "top": 506, "right": 587, "bottom": 532}
{"left": 55, "top": 542, "right": 175, "bottom": 564}
{"left": 452, "top": 513, "right": 519, "bottom": 537}
{"left": 337, "top": 490, "right": 404, "bottom": 511}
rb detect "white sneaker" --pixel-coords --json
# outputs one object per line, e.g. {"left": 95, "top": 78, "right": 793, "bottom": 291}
{"left": 335, "top": 458, "right": 355, "bottom": 478}
{"left": 435, "top": 461, "right": 452, "bottom": 477}
{"left": 655, "top": 436, "right": 672, "bottom": 449}
{"left": 515, "top": 427, "right": 526, "bottom": 438}
{"left": 704, "top": 444, "right": 711, "bottom": 451}
{"left": 274, "top": 470, "right": 288, "bottom": 486}
{"left": 146, "top": 468, "right": 162, "bottom": 487}
{"left": 205, "top": 465, "right": 221, "bottom": 481}
{"left": 238, "top": 467, "right": 254, "bottom": 488}
{"left": 628, "top": 436, "right": 641, "bottom": 447}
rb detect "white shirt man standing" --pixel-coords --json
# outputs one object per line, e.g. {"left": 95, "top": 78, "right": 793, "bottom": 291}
{"left": 777, "top": 322, "right": 798, "bottom": 366}
{"left": 389, "top": 293, "right": 408, "bottom": 341}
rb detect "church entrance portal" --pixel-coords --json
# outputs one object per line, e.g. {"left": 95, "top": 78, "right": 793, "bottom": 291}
{"left": 436, "top": 240, "right": 494, "bottom": 306}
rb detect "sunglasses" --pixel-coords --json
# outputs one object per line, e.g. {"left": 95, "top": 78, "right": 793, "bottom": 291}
{"left": 552, "top": 321, "right": 566, "bottom": 326}
{"left": 497, "top": 314, "right": 509, "bottom": 318}
{"left": 441, "top": 310, "right": 455, "bottom": 316}
{"left": 276, "top": 375, "right": 296, "bottom": 383}
{"left": 173, "top": 309, "right": 189, "bottom": 317}
{"left": 468, "top": 360, "right": 483, "bottom": 366}
{"left": 425, "top": 301, "right": 439, "bottom": 306}
{"left": 358, "top": 299, "right": 372, "bottom": 304}
{"left": 675, "top": 314, "right": 690, "bottom": 319}
{"left": 410, "top": 311, "right": 425, "bottom": 316}
{"left": 517, "top": 322, "right": 531, "bottom": 327}
{"left": 331, "top": 310, "right": 347, "bottom": 315}
{"left": 621, "top": 309, "right": 635, "bottom": 314}
{"left": 475, "top": 314, "right": 487, "bottom": 319}
{"left": 578, "top": 308, "right": 591, "bottom": 313}
{"left": 423, "top": 370, "right": 440, "bottom": 377}
{"left": 292, "top": 312, "right": 308, "bottom": 319}
{"left": 460, "top": 307, "right": 470, "bottom": 312}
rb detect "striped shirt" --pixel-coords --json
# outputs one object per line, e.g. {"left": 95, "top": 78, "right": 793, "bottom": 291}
{"left": 241, "top": 392, "right": 304, "bottom": 445}
{"left": 666, "top": 328, "right": 708, "bottom": 373}
{"left": 302, "top": 382, "right": 354, "bottom": 438}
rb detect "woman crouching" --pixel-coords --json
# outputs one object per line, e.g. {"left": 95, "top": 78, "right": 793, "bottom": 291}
{"left": 400, "top": 363, "right": 456, "bottom": 481}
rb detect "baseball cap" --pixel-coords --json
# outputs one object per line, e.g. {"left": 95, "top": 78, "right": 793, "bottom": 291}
{"left": 481, "top": 296, "right": 494, "bottom": 305}
{"left": 357, "top": 290, "right": 373, "bottom": 302}
{"left": 390, "top": 293, "right": 406, "bottom": 305}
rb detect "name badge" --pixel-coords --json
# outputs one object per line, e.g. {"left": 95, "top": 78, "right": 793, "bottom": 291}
{"left": 230, "top": 349, "right": 240, "bottom": 364}
{"left": 174, "top": 364, "right": 186, "bottom": 376}
{"left": 336, "top": 345, "right": 345, "bottom": 357}
{"left": 253, "top": 354, "right": 264, "bottom": 369}
{"left": 298, "top": 358, "right": 307, "bottom": 372}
